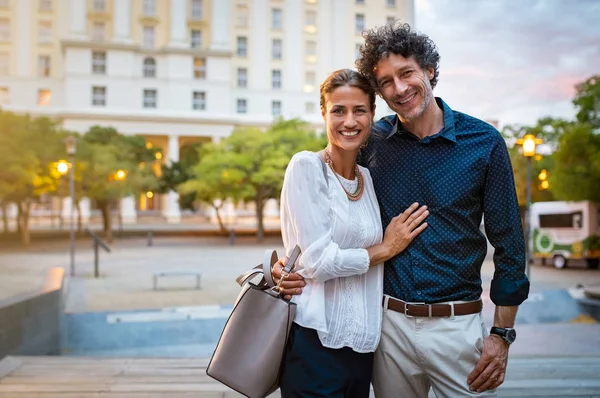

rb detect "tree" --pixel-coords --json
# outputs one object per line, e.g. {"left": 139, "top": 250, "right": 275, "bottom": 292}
{"left": 573, "top": 75, "right": 600, "bottom": 129}
{"left": 0, "top": 111, "right": 66, "bottom": 245}
{"left": 550, "top": 123, "right": 600, "bottom": 202}
{"left": 181, "top": 118, "right": 324, "bottom": 240}
{"left": 158, "top": 142, "right": 203, "bottom": 211}
{"left": 78, "top": 126, "right": 159, "bottom": 241}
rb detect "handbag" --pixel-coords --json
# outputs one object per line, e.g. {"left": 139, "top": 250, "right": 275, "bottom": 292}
{"left": 206, "top": 245, "right": 302, "bottom": 398}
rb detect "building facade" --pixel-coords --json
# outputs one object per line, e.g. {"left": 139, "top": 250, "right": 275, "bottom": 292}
{"left": 0, "top": 0, "right": 414, "bottom": 224}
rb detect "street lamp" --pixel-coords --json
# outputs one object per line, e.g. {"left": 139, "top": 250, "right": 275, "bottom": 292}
{"left": 114, "top": 170, "right": 127, "bottom": 235}
{"left": 56, "top": 160, "right": 69, "bottom": 229}
{"left": 516, "top": 134, "right": 543, "bottom": 280}
{"left": 65, "top": 136, "right": 77, "bottom": 277}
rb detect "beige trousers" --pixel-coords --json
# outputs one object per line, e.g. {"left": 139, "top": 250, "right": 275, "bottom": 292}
{"left": 372, "top": 295, "right": 497, "bottom": 398}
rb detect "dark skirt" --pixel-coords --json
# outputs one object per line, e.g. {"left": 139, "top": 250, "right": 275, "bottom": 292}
{"left": 279, "top": 323, "right": 374, "bottom": 398}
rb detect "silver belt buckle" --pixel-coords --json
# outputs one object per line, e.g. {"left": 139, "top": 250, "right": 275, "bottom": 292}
{"left": 404, "top": 301, "right": 427, "bottom": 317}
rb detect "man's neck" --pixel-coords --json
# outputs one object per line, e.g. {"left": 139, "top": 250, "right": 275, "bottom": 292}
{"left": 401, "top": 98, "right": 444, "bottom": 140}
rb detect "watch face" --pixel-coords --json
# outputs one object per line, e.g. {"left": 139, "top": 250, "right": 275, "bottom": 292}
{"left": 506, "top": 329, "right": 517, "bottom": 343}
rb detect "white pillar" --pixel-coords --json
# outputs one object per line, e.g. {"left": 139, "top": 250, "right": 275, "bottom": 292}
{"left": 61, "top": 197, "right": 74, "bottom": 226}
{"left": 284, "top": 0, "right": 302, "bottom": 91}
{"left": 264, "top": 199, "right": 279, "bottom": 218}
{"left": 15, "top": 0, "right": 32, "bottom": 77}
{"left": 69, "top": 0, "right": 87, "bottom": 40}
{"left": 120, "top": 196, "right": 137, "bottom": 224}
{"left": 79, "top": 197, "right": 91, "bottom": 223}
{"left": 168, "top": 0, "right": 187, "bottom": 48}
{"left": 112, "top": 0, "right": 132, "bottom": 44}
{"left": 164, "top": 135, "right": 181, "bottom": 223}
{"left": 250, "top": 0, "right": 268, "bottom": 91}
{"left": 210, "top": 0, "right": 231, "bottom": 52}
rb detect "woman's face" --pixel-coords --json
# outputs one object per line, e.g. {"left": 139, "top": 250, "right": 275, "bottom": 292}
{"left": 322, "top": 85, "right": 374, "bottom": 154}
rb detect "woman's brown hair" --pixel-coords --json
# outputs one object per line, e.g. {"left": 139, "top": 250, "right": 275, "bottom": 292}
{"left": 319, "top": 69, "right": 376, "bottom": 112}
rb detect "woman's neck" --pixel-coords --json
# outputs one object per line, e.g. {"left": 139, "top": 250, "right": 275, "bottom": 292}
{"left": 326, "top": 145, "right": 358, "bottom": 180}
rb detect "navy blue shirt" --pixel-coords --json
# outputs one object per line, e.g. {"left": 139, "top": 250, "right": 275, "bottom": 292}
{"left": 359, "top": 98, "right": 529, "bottom": 306}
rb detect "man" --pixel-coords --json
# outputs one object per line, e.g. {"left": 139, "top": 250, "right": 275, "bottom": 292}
{"left": 274, "top": 22, "right": 529, "bottom": 397}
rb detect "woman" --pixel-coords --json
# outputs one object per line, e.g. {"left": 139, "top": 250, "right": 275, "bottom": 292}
{"left": 278, "top": 69, "right": 429, "bottom": 397}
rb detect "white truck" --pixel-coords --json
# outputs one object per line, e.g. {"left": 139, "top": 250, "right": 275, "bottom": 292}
{"left": 530, "top": 200, "right": 600, "bottom": 269}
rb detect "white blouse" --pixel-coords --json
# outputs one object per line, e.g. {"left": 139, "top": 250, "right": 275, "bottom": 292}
{"left": 280, "top": 151, "right": 384, "bottom": 353}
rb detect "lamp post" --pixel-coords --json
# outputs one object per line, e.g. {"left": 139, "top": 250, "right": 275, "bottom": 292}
{"left": 65, "top": 136, "right": 77, "bottom": 277}
{"left": 56, "top": 160, "right": 69, "bottom": 229}
{"left": 114, "top": 170, "right": 127, "bottom": 235}
{"left": 516, "top": 134, "right": 543, "bottom": 280}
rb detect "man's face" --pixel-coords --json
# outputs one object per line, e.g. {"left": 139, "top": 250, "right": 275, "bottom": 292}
{"left": 373, "top": 54, "right": 434, "bottom": 123}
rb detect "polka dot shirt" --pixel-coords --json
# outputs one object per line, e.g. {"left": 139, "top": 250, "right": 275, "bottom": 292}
{"left": 358, "top": 98, "right": 530, "bottom": 306}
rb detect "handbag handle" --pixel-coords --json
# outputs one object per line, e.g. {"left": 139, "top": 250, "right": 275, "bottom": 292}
{"left": 235, "top": 245, "right": 302, "bottom": 288}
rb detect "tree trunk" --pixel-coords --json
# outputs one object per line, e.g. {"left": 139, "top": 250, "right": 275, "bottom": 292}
{"left": 99, "top": 200, "right": 113, "bottom": 242}
{"left": 1, "top": 202, "right": 8, "bottom": 234}
{"left": 18, "top": 200, "right": 31, "bottom": 247}
{"left": 213, "top": 205, "right": 227, "bottom": 232}
{"left": 256, "top": 197, "right": 265, "bottom": 242}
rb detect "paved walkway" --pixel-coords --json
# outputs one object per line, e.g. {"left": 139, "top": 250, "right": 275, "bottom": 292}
{"left": 1, "top": 355, "right": 599, "bottom": 397}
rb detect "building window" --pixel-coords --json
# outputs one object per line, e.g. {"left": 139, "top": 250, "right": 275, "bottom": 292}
{"left": 38, "top": 21, "right": 52, "bottom": 43}
{"left": 92, "top": 0, "right": 106, "bottom": 12}
{"left": 193, "top": 57, "right": 206, "bottom": 79}
{"left": 236, "top": 98, "right": 247, "bottom": 114}
{"left": 305, "top": 101, "right": 315, "bottom": 114}
{"left": 39, "top": 0, "right": 53, "bottom": 12}
{"left": 143, "top": 26, "right": 155, "bottom": 48}
{"left": 272, "top": 70, "right": 281, "bottom": 90}
{"left": 0, "top": 87, "right": 9, "bottom": 105}
{"left": 38, "top": 55, "right": 51, "bottom": 77}
{"left": 237, "top": 67, "right": 247, "bottom": 88}
{"left": 0, "top": 53, "right": 8, "bottom": 75}
{"left": 355, "top": 14, "right": 365, "bottom": 34}
{"left": 271, "top": 8, "right": 282, "bottom": 30}
{"left": 37, "top": 89, "right": 51, "bottom": 106}
{"left": 92, "top": 86, "right": 106, "bottom": 106}
{"left": 305, "top": 10, "right": 316, "bottom": 28}
{"left": 191, "top": 0, "right": 203, "bottom": 20}
{"left": 236, "top": 4, "right": 248, "bottom": 28}
{"left": 272, "top": 39, "right": 282, "bottom": 60}
{"left": 191, "top": 30, "right": 202, "bottom": 48}
{"left": 387, "top": 16, "right": 395, "bottom": 24}
{"left": 92, "top": 51, "right": 106, "bottom": 74}
{"left": 143, "top": 0, "right": 155, "bottom": 16}
{"left": 92, "top": 21, "right": 105, "bottom": 42}
{"left": 143, "top": 89, "right": 157, "bottom": 108}
{"left": 387, "top": 0, "right": 396, "bottom": 7}
{"left": 193, "top": 91, "right": 206, "bottom": 110}
{"left": 355, "top": 43, "right": 362, "bottom": 60}
{"left": 0, "top": 19, "right": 8, "bottom": 41}
{"left": 237, "top": 36, "right": 247, "bottom": 57}
{"left": 272, "top": 100, "right": 281, "bottom": 117}
{"left": 143, "top": 57, "right": 156, "bottom": 78}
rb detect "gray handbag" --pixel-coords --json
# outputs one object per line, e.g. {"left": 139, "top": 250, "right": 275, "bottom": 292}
{"left": 206, "top": 245, "right": 301, "bottom": 398}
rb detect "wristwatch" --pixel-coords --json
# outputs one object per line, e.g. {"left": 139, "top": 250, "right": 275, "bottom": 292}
{"left": 490, "top": 327, "right": 516, "bottom": 345}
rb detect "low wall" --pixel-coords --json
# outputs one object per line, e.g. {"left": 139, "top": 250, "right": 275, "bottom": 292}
{"left": 0, "top": 267, "right": 65, "bottom": 359}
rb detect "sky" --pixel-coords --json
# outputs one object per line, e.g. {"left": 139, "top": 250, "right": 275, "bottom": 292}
{"left": 414, "top": 0, "right": 600, "bottom": 128}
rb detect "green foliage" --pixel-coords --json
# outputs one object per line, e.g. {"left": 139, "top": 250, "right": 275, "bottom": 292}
{"left": 180, "top": 118, "right": 324, "bottom": 238}
{"left": 158, "top": 142, "right": 203, "bottom": 211}
{"left": 550, "top": 123, "right": 600, "bottom": 202}
{"left": 573, "top": 75, "right": 600, "bottom": 129}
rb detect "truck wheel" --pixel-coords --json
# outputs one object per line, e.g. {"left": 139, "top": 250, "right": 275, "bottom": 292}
{"left": 552, "top": 255, "right": 567, "bottom": 269}
{"left": 587, "top": 259, "right": 599, "bottom": 269}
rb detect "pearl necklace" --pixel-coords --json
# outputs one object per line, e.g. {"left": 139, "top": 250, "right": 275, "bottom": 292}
{"left": 323, "top": 151, "right": 365, "bottom": 201}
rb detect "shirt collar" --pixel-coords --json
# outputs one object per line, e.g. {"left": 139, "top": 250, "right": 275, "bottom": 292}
{"left": 384, "top": 97, "right": 457, "bottom": 143}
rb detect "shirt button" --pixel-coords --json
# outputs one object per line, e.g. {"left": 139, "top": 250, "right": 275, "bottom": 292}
{"left": 416, "top": 291, "right": 422, "bottom": 296}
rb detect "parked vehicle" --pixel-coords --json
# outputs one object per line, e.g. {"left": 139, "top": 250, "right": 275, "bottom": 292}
{"left": 530, "top": 201, "right": 600, "bottom": 269}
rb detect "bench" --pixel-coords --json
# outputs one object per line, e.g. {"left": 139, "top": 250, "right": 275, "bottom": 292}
{"left": 153, "top": 270, "right": 202, "bottom": 290}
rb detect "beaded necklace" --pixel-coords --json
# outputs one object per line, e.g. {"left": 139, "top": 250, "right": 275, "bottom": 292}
{"left": 323, "top": 150, "right": 365, "bottom": 201}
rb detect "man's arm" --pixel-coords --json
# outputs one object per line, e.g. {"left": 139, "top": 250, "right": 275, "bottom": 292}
{"left": 468, "top": 134, "right": 530, "bottom": 392}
